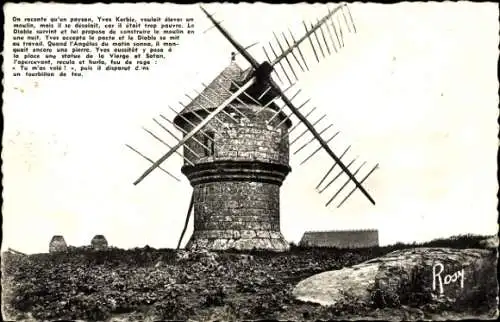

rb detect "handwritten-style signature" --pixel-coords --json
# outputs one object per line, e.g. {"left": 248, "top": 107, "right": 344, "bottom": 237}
{"left": 432, "top": 263, "right": 464, "bottom": 294}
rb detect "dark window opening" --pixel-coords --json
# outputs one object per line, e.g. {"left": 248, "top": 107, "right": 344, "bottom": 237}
{"left": 204, "top": 132, "right": 215, "bottom": 157}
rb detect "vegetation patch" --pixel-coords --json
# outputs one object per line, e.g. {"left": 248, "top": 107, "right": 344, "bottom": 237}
{"left": 2, "top": 234, "right": 497, "bottom": 321}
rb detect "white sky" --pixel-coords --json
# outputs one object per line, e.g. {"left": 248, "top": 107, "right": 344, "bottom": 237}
{"left": 2, "top": 2, "right": 498, "bottom": 254}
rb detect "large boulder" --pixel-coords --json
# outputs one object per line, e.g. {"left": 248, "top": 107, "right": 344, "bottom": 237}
{"left": 293, "top": 248, "right": 498, "bottom": 311}
{"left": 49, "top": 235, "right": 67, "bottom": 253}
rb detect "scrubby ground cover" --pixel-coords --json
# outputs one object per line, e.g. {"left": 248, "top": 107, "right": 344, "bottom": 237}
{"left": 1, "top": 234, "right": 497, "bottom": 321}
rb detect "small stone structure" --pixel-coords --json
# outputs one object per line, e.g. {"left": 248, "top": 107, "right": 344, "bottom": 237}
{"left": 49, "top": 235, "right": 67, "bottom": 253}
{"left": 91, "top": 235, "right": 108, "bottom": 251}
{"left": 299, "top": 229, "right": 379, "bottom": 249}
{"left": 174, "top": 61, "right": 292, "bottom": 251}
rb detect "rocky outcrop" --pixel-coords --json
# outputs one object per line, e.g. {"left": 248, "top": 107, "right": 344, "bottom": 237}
{"left": 49, "top": 235, "right": 67, "bottom": 253}
{"left": 91, "top": 235, "right": 108, "bottom": 251}
{"left": 293, "top": 247, "right": 498, "bottom": 310}
{"left": 479, "top": 235, "right": 499, "bottom": 249}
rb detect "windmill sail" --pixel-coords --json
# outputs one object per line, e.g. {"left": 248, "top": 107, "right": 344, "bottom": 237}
{"left": 200, "top": 6, "right": 260, "bottom": 69}
{"left": 133, "top": 76, "right": 256, "bottom": 185}
{"left": 130, "top": 4, "right": 377, "bottom": 208}
{"left": 266, "top": 3, "right": 356, "bottom": 87}
{"left": 196, "top": 4, "right": 375, "bottom": 207}
{"left": 270, "top": 78, "right": 376, "bottom": 205}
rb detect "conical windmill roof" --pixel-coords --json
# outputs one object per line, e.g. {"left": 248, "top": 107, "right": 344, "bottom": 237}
{"left": 174, "top": 62, "right": 246, "bottom": 124}
{"left": 173, "top": 61, "right": 291, "bottom": 128}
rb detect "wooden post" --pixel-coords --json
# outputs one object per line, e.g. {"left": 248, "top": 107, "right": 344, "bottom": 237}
{"left": 177, "top": 192, "right": 194, "bottom": 250}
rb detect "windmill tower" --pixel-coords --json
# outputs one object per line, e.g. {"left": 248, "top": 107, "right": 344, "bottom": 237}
{"left": 172, "top": 60, "right": 292, "bottom": 251}
{"left": 128, "top": 3, "right": 379, "bottom": 251}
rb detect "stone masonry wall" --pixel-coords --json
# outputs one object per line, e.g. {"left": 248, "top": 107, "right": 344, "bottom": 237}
{"left": 180, "top": 104, "right": 289, "bottom": 167}
{"left": 187, "top": 177, "right": 288, "bottom": 250}
{"left": 193, "top": 181, "right": 280, "bottom": 233}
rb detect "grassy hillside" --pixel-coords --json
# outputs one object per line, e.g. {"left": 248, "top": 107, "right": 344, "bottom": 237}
{"left": 1, "top": 234, "right": 497, "bottom": 321}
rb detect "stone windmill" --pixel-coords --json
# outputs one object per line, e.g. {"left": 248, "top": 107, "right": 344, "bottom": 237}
{"left": 127, "top": 3, "right": 379, "bottom": 251}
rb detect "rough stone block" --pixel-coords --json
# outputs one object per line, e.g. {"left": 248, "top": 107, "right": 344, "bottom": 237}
{"left": 270, "top": 231, "right": 282, "bottom": 239}
{"left": 226, "top": 239, "right": 235, "bottom": 249}
{"left": 212, "top": 239, "right": 227, "bottom": 249}
{"left": 256, "top": 231, "right": 271, "bottom": 239}
{"left": 240, "top": 230, "right": 257, "bottom": 239}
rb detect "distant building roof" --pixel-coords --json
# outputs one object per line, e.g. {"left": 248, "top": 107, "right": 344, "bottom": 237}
{"left": 302, "top": 229, "right": 378, "bottom": 234}
{"left": 300, "top": 229, "right": 379, "bottom": 249}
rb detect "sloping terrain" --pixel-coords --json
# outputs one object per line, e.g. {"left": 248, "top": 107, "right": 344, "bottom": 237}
{"left": 1, "top": 235, "right": 497, "bottom": 321}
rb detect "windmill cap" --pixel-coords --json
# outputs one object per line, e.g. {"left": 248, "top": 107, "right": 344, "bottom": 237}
{"left": 174, "top": 61, "right": 245, "bottom": 125}
{"left": 173, "top": 61, "right": 292, "bottom": 129}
